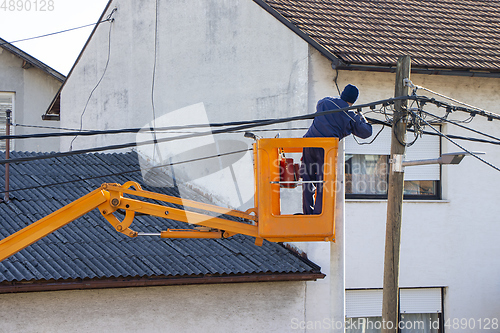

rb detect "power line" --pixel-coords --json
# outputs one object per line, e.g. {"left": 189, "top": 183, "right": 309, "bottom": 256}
{"left": 366, "top": 117, "right": 500, "bottom": 146}
{"left": 0, "top": 19, "right": 112, "bottom": 46}
{"left": 0, "top": 96, "right": 415, "bottom": 165}
{"left": 2, "top": 105, "right": 500, "bottom": 191}
{"left": 2, "top": 95, "right": 500, "bottom": 164}
{"left": 419, "top": 109, "right": 500, "bottom": 142}
{"left": 6, "top": 124, "right": 498, "bottom": 196}
{"left": 0, "top": 121, "right": 267, "bottom": 164}
{"left": 352, "top": 125, "right": 385, "bottom": 146}
{"left": 3, "top": 119, "right": 275, "bottom": 141}
{"left": 12, "top": 123, "right": 94, "bottom": 132}
{"left": 3, "top": 117, "right": 499, "bottom": 194}
{"left": 409, "top": 110, "right": 500, "bottom": 173}
{"left": 6, "top": 93, "right": 491, "bottom": 143}
{"left": 150, "top": 0, "right": 160, "bottom": 164}
{"left": 9, "top": 117, "right": 500, "bottom": 146}
{"left": 5, "top": 122, "right": 308, "bottom": 141}
{"left": 0, "top": 148, "right": 252, "bottom": 195}
{"left": 2, "top": 96, "right": 407, "bottom": 141}
{"left": 405, "top": 79, "right": 500, "bottom": 121}
{"left": 0, "top": 95, "right": 450, "bottom": 144}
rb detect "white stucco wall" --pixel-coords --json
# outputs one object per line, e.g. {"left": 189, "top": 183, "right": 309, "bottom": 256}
{"left": 60, "top": 0, "right": 310, "bottom": 146}
{"left": 0, "top": 47, "right": 62, "bottom": 152}
{"left": 61, "top": 0, "right": 311, "bottom": 211}
{"left": 0, "top": 282, "right": 306, "bottom": 333}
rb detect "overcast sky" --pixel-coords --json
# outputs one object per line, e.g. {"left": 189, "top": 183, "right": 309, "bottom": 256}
{"left": 0, "top": 0, "right": 110, "bottom": 75}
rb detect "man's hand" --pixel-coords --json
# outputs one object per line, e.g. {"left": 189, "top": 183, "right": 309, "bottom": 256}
{"left": 356, "top": 109, "right": 368, "bottom": 122}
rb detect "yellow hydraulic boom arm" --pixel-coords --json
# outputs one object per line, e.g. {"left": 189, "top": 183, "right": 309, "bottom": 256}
{"left": 0, "top": 181, "right": 258, "bottom": 262}
{"left": 0, "top": 137, "right": 339, "bottom": 262}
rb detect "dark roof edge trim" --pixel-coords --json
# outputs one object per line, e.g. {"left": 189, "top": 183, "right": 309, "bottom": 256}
{"left": 41, "top": 114, "right": 60, "bottom": 121}
{"left": 43, "top": 0, "right": 114, "bottom": 117}
{"left": 0, "top": 272, "right": 326, "bottom": 294}
{"left": 252, "top": 0, "right": 340, "bottom": 64}
{"left": 339, "top": 64, "right": 500, "bottom": 78}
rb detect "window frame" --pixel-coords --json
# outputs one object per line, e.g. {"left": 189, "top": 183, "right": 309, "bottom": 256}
{"left": 345, "top": 288, "right": 444, "bottom": 333}
{"left": 344, "top": 125, "right": 442, "bottom": 201}
{"left": 345, "top": 155, "right": 442, "bottom": 200}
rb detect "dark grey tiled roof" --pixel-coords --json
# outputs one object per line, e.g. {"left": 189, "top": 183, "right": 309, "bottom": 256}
{"left": 0, "top": 151, "right": 321, "bottom": 284}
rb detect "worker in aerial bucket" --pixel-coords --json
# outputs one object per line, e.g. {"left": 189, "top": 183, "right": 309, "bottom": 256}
{"left": 301, "top": 84, "right": 372, "bottom": 215}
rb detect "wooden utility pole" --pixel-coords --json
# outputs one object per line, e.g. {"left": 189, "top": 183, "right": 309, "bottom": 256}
{"left": 381, "top": 55, "right": 411, "bottom": 333}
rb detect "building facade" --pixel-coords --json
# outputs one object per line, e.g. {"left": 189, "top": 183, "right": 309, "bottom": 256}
{"left": 35, "top": 0, "right": 500, "bottom": 332}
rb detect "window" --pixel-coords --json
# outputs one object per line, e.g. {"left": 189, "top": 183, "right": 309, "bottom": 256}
{"left": 0, "top": 92, "right": 14, "bottom": 150}
{"left": 345, "top": 125, "right": 441, "bottom": 200}
{"left": 346, "top": 288, "right": 443, "bottom": 333}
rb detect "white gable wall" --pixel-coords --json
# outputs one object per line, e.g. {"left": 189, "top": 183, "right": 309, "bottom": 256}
{"left": 61, "top": 0, "right": 310, "bottom": 152}
{"left": 61, "top": 0, "right": 312, "bottom": 211}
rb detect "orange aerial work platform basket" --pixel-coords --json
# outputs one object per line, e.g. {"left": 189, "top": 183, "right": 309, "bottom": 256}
{"left": 252, "top": 137, "right": 339, "bottom": 243}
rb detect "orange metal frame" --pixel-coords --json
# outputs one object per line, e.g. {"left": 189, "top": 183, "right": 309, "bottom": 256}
{"left": 254, "top": 138, "right": 339, "bottom": 243}
{"left": 0, "top": 138, "right": 339, "bottom": 262}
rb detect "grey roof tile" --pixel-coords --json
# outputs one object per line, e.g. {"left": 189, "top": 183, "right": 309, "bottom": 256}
{"left": 0, "top": 261, "right": 22, "bottom": 280}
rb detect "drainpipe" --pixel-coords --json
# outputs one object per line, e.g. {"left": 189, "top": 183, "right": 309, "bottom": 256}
{"left": 4, "top": 109, "right": 11, "bottom": 203}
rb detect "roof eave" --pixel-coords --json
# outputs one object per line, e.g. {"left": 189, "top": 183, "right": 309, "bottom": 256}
{"left": 338, "top": 63, "right": 500, "bottom": 78}
{"left": 255, "top": 1, "right": 500, "bottom": 78}
{"left": 0, "top": 272, "right": 326, "bottom": 294}
{"left": 0, "top": 38, "right": 66, "bottom": 82}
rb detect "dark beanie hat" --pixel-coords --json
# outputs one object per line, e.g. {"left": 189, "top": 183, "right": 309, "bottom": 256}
{"left": 340, "top": 84, "right": 359, "bottom": 104}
